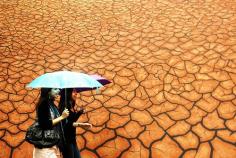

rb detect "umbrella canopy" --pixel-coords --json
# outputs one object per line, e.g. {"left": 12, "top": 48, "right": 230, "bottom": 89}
{"left": 27, "top": 70, "right": 103, "bottom": 89}
{"left": 75, "top": 74, "right": 111, "bottom": 92}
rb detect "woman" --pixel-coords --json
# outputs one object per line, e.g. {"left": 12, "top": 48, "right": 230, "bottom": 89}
{"left": 59, "top": 88, "right": 92, "bottom": 158}
{"left": 33, "top": 88, "right": 69, "bottom": 158}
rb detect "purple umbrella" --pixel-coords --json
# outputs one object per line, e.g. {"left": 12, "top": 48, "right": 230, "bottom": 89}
{"left": 75, "top": 74, "right": 111, "bottom": 92}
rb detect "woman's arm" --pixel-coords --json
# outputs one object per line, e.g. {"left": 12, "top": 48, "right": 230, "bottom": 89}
{"left": 73, "top": 122, "right": 92, "bottom": 129}
{"left": 37, "top": 102, "right": 69, "bottom": 128}
{"left": 52, "top": 108, "right": 69, "bottom": 125}
{"left": 74, "top": 108, "right": 85, "bottom": 119}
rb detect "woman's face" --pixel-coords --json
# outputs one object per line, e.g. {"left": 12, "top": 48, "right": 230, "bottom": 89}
{"left": 50, "top": 88, "right": 60, "bottom": 97}
{"left": 72, "top": 89, "right": 78, "bottom": 99}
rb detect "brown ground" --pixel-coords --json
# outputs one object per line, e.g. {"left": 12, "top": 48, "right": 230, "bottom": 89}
{"left": 0, "top": 0, "right": 236, "bottom": 158}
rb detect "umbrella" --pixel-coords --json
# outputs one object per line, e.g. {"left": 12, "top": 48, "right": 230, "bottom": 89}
{"left": 75, "top": 74, "right": 111, "bottom": 92}
{"left": 27, "top": 70, "right": 104, "bottom": 108}
{"left": 27, "top": 70, "right": 102, "bottom": 89}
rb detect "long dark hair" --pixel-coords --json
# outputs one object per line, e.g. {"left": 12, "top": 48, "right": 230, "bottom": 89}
{"left": 59, "top": 88, "right": 75, "bottom": 113}
{"left": 36, "top": 88, "right": 52, "bottom": 108}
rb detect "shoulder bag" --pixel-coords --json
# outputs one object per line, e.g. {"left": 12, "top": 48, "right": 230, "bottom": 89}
{"left": 25, "top": 105, "right": 60, "bottom": 148}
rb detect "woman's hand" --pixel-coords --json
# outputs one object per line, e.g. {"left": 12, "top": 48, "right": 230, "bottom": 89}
{"left": 76, "top": 107, "right": 86, "bottom": 114}
{"left": 73, "top": 122, "right": 92, "bottom": 129}
{"left": 61, "top": 108, "right": 69, "bottom": 119}
{"left": 52, "top": 108, "right": 69, "bottom": 125}
{"left": 81, "top": 123, "right": 92, "bottom": 129}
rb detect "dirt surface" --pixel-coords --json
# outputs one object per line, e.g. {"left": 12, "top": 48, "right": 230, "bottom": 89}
{"left": 0, "top": 0, "right": 236, "bottom": 157}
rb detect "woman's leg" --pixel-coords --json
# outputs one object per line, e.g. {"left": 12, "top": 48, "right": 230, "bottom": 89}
{"left": 73, "top": 143, "right": 81, "bottom": 158}
{"left": 63, "top": 144, "right": 74, "bottom": 158}
{"left": 33, "top": 146, "right": 62, "bottom": 158}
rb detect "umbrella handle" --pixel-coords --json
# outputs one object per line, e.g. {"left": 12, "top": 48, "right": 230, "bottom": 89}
{"left": 65, "top": 88, "right": 67, "bottom": 109}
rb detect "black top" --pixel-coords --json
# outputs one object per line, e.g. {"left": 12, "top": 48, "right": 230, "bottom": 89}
{"left": 37, "top": 99, "right": 64, "bottom": 145}
{"left": 37, "top": 99, "right": 56, "bottom": 129}
{"left": 63, "top": 109, "right": 83, "bottom": 144}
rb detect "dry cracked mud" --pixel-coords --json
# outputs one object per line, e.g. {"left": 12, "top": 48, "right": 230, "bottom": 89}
{"left": 0, "top": 0, "right": 236, "bottom": 158}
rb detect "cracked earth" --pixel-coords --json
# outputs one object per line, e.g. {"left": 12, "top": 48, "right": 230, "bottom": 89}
{"left": 0, "top": 0, "right": 236, "bottom": 158}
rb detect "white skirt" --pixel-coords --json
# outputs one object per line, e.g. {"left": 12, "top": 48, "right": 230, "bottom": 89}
{"left": 33, "top": 146, "right": 62, "bottom": 158}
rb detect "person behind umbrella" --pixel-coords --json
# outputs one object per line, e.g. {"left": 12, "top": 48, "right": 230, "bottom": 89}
{"left": 33, "top": 88, "right": 69, "bottom": 158}
{"left": 59, "top": 88, "right": 92, "bottom": 158}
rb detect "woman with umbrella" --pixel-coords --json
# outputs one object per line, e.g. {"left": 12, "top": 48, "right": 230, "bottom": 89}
{"left": 33, "top": 88, "right": 69, "bottom": 158}
{"left": 26, "top": 71, "right": 110, "bottom": 158}
{"left": 59, "top": 88, "right": 92, "bottom": 158}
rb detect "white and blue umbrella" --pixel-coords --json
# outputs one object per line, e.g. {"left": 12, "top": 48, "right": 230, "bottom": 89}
{"left": 27, "top": 70, "right": 103, "bottom": 89}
